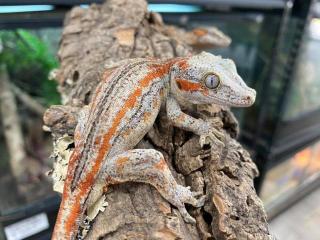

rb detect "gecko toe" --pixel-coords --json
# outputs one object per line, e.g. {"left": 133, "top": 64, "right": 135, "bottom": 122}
{"left": 178, "top": 206, "right": 196, "bottom": 224}
{"left": 192, "top": 191, "right": 203, "bottom": 197}
{"left": 195, "top": 195, "right": 206, "bottom": 207}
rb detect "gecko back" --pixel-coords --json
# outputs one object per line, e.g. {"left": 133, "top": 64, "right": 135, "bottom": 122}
{"left": 52, "top": 59, "right": 172, "bottom": 239}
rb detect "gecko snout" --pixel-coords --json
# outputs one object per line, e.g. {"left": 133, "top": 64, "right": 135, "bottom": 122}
{"left": 243, "top": 95, "right": 252, "bottom": 101}
{"left": 242, "top": 89, "right": 256, "bottom": 105}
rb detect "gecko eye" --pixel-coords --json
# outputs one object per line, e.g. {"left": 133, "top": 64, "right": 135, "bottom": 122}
{"left": 203, "top": 73, "right": 221, "bottom": 90}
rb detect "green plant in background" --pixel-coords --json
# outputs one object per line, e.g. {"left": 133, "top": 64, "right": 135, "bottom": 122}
{"left": 0, "top": 29, "right": 60, "bottom": 106}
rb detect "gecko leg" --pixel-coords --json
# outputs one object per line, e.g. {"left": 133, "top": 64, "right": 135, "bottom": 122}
{"left": 166, "top": 96, "right": 224, "bottom": 147}
{"left": 99, "top": 149, "right": 205, "bottom": 223}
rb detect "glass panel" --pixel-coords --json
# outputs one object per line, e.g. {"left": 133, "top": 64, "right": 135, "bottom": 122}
{"left": 163, "top": 12, "right": 273, "bottom": 130}
{"left": 185, "top": 13, "right": 264, "bottom": 86}
{"left": 260, "top": 140, "right": 320, "bottom": 205}
{"left": 282, "top": 16, "right": 320, "bottom": 120}
{"left": 0, "top": 27, "right": 61, "bottom": 213}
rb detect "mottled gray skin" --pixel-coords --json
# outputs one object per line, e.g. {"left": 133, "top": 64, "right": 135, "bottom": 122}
{"left": 52, "top": 52, "right": 256, "bottom": 240}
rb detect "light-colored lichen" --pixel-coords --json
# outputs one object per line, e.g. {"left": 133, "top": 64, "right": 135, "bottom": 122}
{"left": 51, "top": 135, "right": 74, "bottom": 193}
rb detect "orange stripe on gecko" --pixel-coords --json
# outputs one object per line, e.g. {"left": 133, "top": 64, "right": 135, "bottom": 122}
{"left": 154, "top": 158, "right": 167, "bottom": 171}
{"left": 176, "top": 78, "right": 202, "bottom": 92}
{"left": 192, "top": 28, "right": 208, "bottom": 37}
{"left": 52, "top": 148, "right": 81, "bottom": 238}
{"left": 177, "top": 60, "right": 189, "bottom": 70}
{"left": 57, "top": 63, "right": 172, "bottom": 239}
{"left": 116, "top": 156, "right": 130, "bottom": 173}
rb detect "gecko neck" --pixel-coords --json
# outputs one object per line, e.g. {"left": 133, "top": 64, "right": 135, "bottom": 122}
{"left": 168, "top": 69, "right": 196, "bottom": 111}
{"left": 155, "top": 57, "right": 188, "bottom": 96}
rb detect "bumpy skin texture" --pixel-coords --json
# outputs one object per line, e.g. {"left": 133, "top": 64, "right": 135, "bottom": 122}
{"left": 52, "top": 52, "right": 256, "bottom": 240}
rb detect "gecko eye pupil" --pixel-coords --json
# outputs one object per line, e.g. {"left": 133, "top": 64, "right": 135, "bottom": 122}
{"left": 204, "top": 73, "right": 220, "bottom": 89}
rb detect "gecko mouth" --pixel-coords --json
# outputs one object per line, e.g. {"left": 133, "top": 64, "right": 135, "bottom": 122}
{"left": 210, "top": 88, "right": 256, "bottom": 107}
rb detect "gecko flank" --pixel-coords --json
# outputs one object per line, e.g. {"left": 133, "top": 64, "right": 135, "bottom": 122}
{"left": 52, "top": 52, "right": 256, "bottom": 240}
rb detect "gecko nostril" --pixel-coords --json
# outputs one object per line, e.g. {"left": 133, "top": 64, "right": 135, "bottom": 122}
{"left": 242, "top": 96, "right": 251, "bottom": 101}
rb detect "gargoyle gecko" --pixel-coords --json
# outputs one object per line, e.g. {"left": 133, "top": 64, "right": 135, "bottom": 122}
{"left": 52, "top": 52, "right": 256, "bottom": 239}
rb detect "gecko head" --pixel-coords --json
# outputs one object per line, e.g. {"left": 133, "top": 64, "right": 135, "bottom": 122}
{"left": 171, "top": 51, "right": 256, "bottom": 107}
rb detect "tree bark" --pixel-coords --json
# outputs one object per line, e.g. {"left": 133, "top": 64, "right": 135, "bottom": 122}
{"left": 0, "top": 64, "right": 28, "bottom": 181}
{"left": 44, "top": 0, "right": 273, "bottom": 239}
{"left": 11, "top": 82, "right": 46, "bottom": 116}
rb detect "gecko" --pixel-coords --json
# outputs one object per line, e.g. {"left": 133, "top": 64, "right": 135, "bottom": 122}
{"left": 52, "top": 51, "right": 256, "bottom": 240}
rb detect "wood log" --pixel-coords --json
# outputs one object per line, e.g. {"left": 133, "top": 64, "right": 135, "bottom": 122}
{"left": 44, "top": 0, "right": 273, "bottom": 239}
{"left": 11, "top": 83, "right": 46, "bottom": 116}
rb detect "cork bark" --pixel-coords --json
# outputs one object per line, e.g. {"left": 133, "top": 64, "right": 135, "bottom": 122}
{"left": 43, "top": 0, "right": 272, "bottom": 239}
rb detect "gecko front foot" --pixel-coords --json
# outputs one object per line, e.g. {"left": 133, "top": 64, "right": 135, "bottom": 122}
{"left": 197, "top": 120, "right": 225, "bottom": 148}
{"left": 174, "top": 185, "right": 206, "bottom": 224}
{"left": 199, "top": 128, "right": 225, "bottom": 148}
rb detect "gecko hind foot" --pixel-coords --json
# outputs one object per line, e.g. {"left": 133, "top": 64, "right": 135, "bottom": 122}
{"left": 177, "top": 195, "right": 205, "bottom": 224}
{"left": 174, "top": 185, "right": 206, "bottom": 223}
{"left": 101, "top": 149, "right": 206, "bottom": 225}
{"left": 192, "top": 191, "right": 204, "bottom": 197}
{"left": 179, "top": 206, "right": 197, "bottom": 224}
